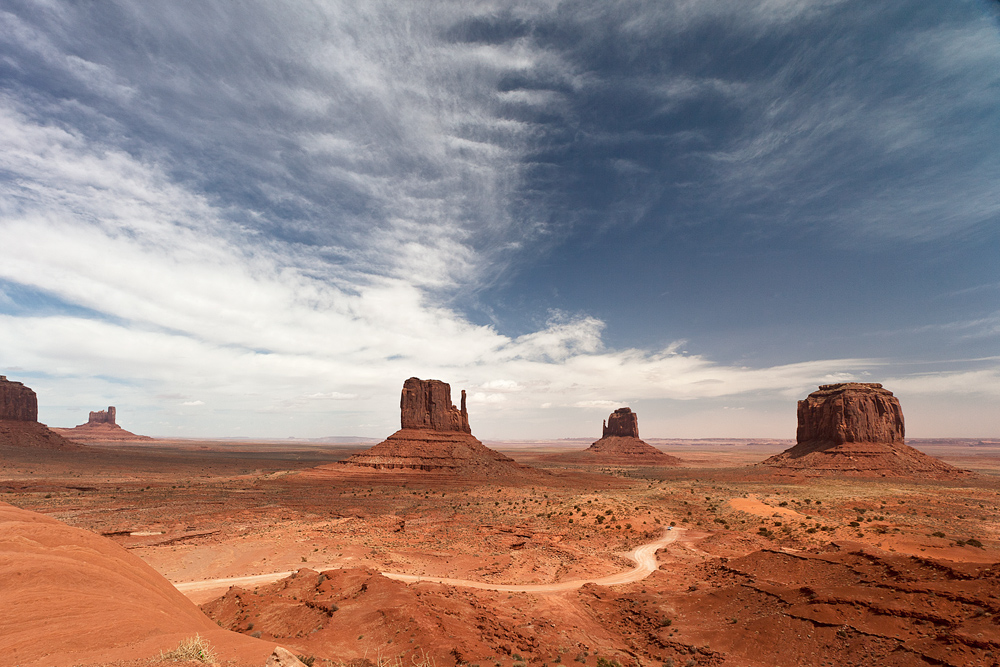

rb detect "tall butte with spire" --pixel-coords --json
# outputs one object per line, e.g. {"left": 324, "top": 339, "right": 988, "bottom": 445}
{"left": 0, "top": 375, "right": 75, "bottom": 449}
{"left": 336, "top": 377, "right": 536, "bottom": 477}
{"left": 762, "top": 382, "right": 968, "bottom": 478}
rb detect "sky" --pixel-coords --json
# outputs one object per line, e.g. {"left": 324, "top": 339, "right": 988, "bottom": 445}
{"left": 1, "top": 0, "right": 998, "bottom": 440}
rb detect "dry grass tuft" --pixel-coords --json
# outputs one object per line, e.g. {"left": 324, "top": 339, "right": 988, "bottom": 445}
{"left": 159, "top": 633, "right": 218, "bottom": 663}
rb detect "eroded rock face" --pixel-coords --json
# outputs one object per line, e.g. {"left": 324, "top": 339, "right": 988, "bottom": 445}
{"left": 336, "top": 377, "right": 537, "bottom": 477}
{"left": 762, "top": 382, "right": 967, "bottom": 478}
{"left": 0, "top": 375, "right": 38, "bottom": 422}
{"left": 88, "top": 406, "right": 117, "bottom": 426}
{"left": 547, "top": 407, "right": 680, "bottom": 465}
{"left": 400, "top": 377, "right": 470, "bottom": 433}
{"left": 603, "top": 407, "right": 639, "bottom": 438}
{"left": 796, "top": 383, "right": 903, "bottom": 446}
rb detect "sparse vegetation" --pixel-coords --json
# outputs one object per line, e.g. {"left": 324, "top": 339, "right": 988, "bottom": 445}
{"left": 159, "top": 634, "right": 217, "bottom": 663}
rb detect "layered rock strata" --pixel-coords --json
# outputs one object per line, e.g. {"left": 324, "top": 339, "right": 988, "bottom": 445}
{"left": 0, "top": 375, "right": 75, "bottom": 449}
{"left": 0, "top": 375, "right": 37, "bottom": 421}
{"left": 338, "top": 378, "right": 533, "bottom": 477}
{"left": 550, "top": 407, "right": 681, "bottom": 466}
{"left": 762, "top": 383, "right": 967, "bottom": 478}
{"left": 88, "top": 406, "right": 117, "bottom": 425}
{"left": 55, "top": 405, "right": 153, "bottom": 442}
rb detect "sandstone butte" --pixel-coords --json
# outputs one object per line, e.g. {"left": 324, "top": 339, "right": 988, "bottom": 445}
{"left": 0, "top": 375, "right": 76, "bottom": 450}
{"left": 762, "top": 382, "right": 969, "bottom": 478}
{"left": 53, "top": 404, "right": 154, "bottom": 442}
{"left": 335, "top": 377, "right": 537, "bottom": 477}
{"left": 0, "top": 501, "right": 283, "bottom": 667}
{"left": 551, "top": 407, "right": 681, "bottom": 465}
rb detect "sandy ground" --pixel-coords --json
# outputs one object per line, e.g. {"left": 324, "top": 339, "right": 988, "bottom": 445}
{"left": 2, "top": 437, "right": 999, "bottom": 667}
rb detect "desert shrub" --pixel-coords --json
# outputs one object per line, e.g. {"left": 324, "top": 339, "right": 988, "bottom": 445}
{"left": 966, "top": 538, "right": 983, "bottom": 548}
{"left": 159, "top": 634, "right": 217, "bottom": 663}
{"left": 298, "top": 656, "right": 316, "bottom": 666}
{"left": 596, "top": 658, "right": 621, "bottom": 667}
{"left": 849, "top": 521, "right": 860, "bottom": 527}
{"left": 932, "top": 531, "right": 945, "bottom": 538}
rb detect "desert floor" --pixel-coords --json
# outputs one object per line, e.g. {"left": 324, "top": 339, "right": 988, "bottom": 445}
{"left": 2, "top": 438, "right": 999, "bottom": 667}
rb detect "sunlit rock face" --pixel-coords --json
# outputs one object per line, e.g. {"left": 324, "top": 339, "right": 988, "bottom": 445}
{"left": 88, "top": 406, "right": 117, "bottom": 426}
{"left": 762, "top": 383, "right": 968, "bottom": 479}
{"left": 339, "top": 378, "right": 535, "bottom": 477}
{"left": 796, "top": 383, "right": 904, "bottom": 447}
{"left": 602, "top": 407, "right": 639, "bottom": 438}
{"left": 399, "top": 378, "right": 470, "bottom": 433}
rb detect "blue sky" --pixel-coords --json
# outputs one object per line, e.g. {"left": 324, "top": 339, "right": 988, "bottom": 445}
{"left": 0, "top": 0, "right": 998, "bottom": 439}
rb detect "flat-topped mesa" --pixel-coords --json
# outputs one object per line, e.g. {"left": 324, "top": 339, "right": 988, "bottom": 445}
{"left": 88, "top": 406, "right": 117, "bottom": 426}
{"left": 797, "top": 383, "right": 904, "bottom": 446}
{"left": 0, "top": 375, "right": 38, "bottom": 422}
{"left": 399, "top": 378, "right": 470, "bottom": 433}
{"left": 762, "top": 382, "right": 968, "bottom": 478}
{"left": 603, "top": 407, "right": 639, "bottom": 438}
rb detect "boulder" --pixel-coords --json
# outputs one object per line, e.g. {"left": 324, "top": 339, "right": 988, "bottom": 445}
{"left": 266, "top": 646, "right": 308, "bottom": 667}
{"left": 762, "top": 383, "right": 969, "bottom": 478}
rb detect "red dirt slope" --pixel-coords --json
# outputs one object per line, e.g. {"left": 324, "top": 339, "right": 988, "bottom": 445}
{"left": 0, "top": 502, "right": 275, "bottom": 666}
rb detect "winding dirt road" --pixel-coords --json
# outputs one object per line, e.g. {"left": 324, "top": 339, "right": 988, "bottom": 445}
{"left": 174, "top": 528, "right": 681, "bottom": 596}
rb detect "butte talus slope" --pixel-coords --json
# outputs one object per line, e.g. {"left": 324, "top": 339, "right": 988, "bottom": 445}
{"left": 762, "top": 382, "right": 968, "bottom": 478}
{"left": 336, "top": 377, "right": 537, "bottom": 477}
{"left": 0, "top": 375, "right": 76, "bottom": 450}
{"left": 53, "top": 405, "right": 153, "bottom": 442}
{"left": 551, "top": 407, "right": 680, "bottom": 465}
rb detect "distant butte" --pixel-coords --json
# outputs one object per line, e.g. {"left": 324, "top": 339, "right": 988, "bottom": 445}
{"left": 54, "top": 405, "right": 153, "bottom": 442}
{"left": 549, "top": 407, "right": 681, "bottom": 466}
{"left": 761, "top": 382, "right": 969, "bottom": 478}
{"left": 332, "top": 377, "right": 538, "bottom": 478}
{"left": 0, "top": 375, "right": 76, "bottom": 450}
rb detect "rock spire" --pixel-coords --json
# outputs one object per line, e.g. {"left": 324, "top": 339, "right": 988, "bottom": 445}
{"left": 0, "top": 375, "right": 38, "bottom": 422}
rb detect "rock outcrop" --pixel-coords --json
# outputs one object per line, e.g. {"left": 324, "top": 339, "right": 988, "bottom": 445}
{"left": 548, "top": 407, "right": 681, "bottom": 466}
{"left": 0, "top": 375, "right": 38, "bottom": 422}
{"left": 762, "top": 383, "right": 968, "bottom": 478}
{"left": 54, "top": 405, "right": 152, "bottom": 442}
{"left": 0, "top": 375, "right": 76, "bottom": 450}
{"left": 88, "top": 406, "right": 117, "bottom": 426}
{"left": 0, "top": 502, "right": 274, "bottom": 666}
{"left": 602, "top": 407, "right": 640, "bottom": 438}
{"left": 336, "top": 378, "right": 536, "bottom": 477}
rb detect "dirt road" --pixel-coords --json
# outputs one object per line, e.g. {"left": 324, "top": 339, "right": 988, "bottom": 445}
{"left": 174, "top": 528, "right": 681, "bottom": 596}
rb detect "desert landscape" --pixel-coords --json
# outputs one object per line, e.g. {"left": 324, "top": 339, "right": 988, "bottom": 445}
{"left": 2, "top": 377, "right": 999, "bottom": 667}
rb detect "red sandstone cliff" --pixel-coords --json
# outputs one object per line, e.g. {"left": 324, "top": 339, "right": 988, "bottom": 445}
{"left": 548, "top": 407, "right": 681, "bottom": 466}
{"left": 0, "top": 375, "right": 76, "bottom": 450}
{"left": 336, "top": 378, "right": 536, "bottom": 477}
{"left": 0, "top": 375, "right": 38, "bottom": 422}
{"left": 54, "top": 405, "right": 153, "bottom": 442}
{"left": 762, "top": 383, "right": 967, "bottom": 478}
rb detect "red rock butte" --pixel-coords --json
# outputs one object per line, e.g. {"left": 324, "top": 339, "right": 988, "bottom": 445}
{"left": 54, "top": 405, "right": 153, "bottom": 442}
{"left": 335, "top": 377, "right": 535, "bottom": 477}
{"left": 0, "top": 375, "right": 75, "bottom": 450}
{"left": 550, "top": 407, "right": 681, "bottom": 466}
{"left": 762, "top": 382, "right": 968, "bottom": 478}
